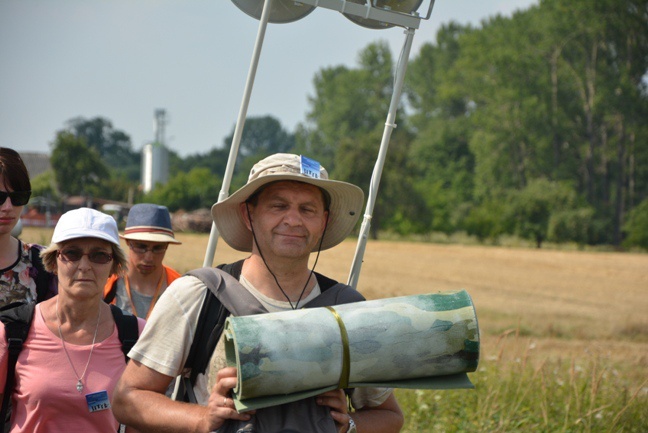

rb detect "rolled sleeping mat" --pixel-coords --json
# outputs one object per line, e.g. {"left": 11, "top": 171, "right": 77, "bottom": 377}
{"left": 224, "top": 290, "right": 480, "bottom": 411}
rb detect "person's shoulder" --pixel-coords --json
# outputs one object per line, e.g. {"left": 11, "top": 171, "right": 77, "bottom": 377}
{"left": 314, "top": 271, "right": 339, "bottom": 291}
{"left": 164, "top": 273, "right": 210, "bottom": 304}
{"left": 307, "top": 274, "right": 365, "bottom": 307}
{"left": 22, "top": 241, "right": 41, "bottom": 259}
{"left": 333, "top": 284, "right": 365, "bottom": 303}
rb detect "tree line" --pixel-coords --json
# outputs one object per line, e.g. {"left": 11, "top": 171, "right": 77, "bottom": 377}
{"left": 31, "top": 0, "right": 648, "bottom": 250}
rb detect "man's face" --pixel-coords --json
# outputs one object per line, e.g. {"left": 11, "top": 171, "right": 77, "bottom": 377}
{"left": 243, "top": 181, "right": 329, "bottom": 260}
{"left": 127, "top": 240, "right": 169, "bottom": 276}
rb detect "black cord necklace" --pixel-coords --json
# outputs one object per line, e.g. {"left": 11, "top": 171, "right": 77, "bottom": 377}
{"left": 246, "top": 202, "right": 329, "bottom": 310}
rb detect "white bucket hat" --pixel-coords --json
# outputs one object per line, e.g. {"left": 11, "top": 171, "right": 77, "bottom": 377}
{"left": 211, "top": 153, "right": 364, "bottom": 252}
{"left": 52, "top": 207, "right": 120, "bottom": 246}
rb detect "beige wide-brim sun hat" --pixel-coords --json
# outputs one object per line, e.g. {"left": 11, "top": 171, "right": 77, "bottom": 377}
{"left": 211, "top": 153, "right": 364, "bottom": 252}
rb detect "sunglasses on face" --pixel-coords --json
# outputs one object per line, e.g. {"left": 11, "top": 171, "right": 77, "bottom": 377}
{"left": 128, "top": 243, "right": 168, "bottom": 255}
{"left": 58, "top": 249, "right": 114, "bottom": 264}
{"left": 0, "top": 190, "right": 31, "bottom": 206}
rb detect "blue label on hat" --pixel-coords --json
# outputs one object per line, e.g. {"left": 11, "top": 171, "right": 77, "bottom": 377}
{"left": 300, "top": 156, "right": 321, "bottom": 179}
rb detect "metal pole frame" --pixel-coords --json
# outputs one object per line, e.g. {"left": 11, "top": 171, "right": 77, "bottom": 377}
{"left": 347, "top": 27, "right": 416, "bottom": 289}
{"left": 205, "top": 1, "right": 435, "bottom": 272}
{"left": 203, "top": 0, "right": 275, "bottom": 267}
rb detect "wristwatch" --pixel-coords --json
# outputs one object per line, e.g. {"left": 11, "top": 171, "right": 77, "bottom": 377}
{"left": 347, "top": 416, "right": 357, "bottom": 433}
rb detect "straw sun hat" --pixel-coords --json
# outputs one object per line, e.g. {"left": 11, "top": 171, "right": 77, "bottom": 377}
{"left": 211, "top": 153, "right": 364, "bottom": 252}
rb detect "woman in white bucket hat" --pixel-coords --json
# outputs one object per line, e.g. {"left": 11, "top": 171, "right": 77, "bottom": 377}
{"left": 0, "top": 207, "right": 144, "bottom": 432}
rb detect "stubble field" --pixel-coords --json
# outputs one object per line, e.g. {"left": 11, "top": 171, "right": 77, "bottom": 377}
{"left": 23, "top": 227, "right": 648, "bottom": 431}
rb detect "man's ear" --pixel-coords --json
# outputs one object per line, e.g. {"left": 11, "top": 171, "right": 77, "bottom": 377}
{"left": 239, "top": 202, "right": 253, "bottom": 231}
{"left": 322, "top": 209, "right": 330, "bottom": 230}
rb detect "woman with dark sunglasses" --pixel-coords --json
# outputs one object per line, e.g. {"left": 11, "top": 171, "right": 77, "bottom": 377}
{"left": 0, "top": 207, "right": 145, "bottom": 432}
{"left": 0, "top": 147, "right": 56, "bottom": 308}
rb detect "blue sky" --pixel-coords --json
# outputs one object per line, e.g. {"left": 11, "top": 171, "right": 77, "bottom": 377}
{"left": 1, "top": 0, "right": 537, "bottom": 157}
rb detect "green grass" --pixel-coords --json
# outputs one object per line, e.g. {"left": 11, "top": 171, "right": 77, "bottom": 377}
{"left": 396, "top": 344, "right": 647, "bottom": 433}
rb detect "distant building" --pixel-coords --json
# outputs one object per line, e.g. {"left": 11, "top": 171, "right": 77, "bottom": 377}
{"left": 141, "top": 142, "right": 169, "bottom": 193}
{"left": 141, "top": 109, "right": 170, "bottom": 193}
{"left": 18, "top": 152, "right": 51, "bottom": 178}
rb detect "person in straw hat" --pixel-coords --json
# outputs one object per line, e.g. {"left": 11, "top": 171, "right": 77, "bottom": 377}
{"left": 113, "top": 154, "right": 403, "bottom": 433}
{"left": 103, "top": 203, "right": 181, "bottom": 319}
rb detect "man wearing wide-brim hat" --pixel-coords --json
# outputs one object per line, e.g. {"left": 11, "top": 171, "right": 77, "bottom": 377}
{"left": 113, "top": 154, "right": 404, "bottom": 433}
{"left": 103, "top": 203, "right": 181, "bottom": 319}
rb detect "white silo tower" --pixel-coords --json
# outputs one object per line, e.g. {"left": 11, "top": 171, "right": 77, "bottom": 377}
{"left": 141, "top": 109, "right": 170, "bottom": 193}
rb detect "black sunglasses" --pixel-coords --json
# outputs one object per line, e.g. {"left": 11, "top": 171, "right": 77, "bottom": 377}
{"left": 0, "top": 190, "right": 31, "bottom": 206}
{"left": 58, "top": 249, "right": 114, "bottom": 264}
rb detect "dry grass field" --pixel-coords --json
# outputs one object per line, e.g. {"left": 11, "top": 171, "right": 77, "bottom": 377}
{"left": 24, "top": 226, "right": 647, "bottom": 373}
{"left": 22, "top": 227, "right": 648, "bottom": 430}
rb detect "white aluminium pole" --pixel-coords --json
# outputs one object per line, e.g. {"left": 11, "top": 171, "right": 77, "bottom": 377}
{"left": 203, "top": 0, "right": 275, "bottom": 267}
{"left": 347, "top": 27, "right": 416, "bottom": 289}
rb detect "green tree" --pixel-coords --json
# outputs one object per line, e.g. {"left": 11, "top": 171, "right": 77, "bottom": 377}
{"left": 171, "top": 147, "right": 229, "bottom": 181}
{"left": 403, "top": 0, "right": 648, "bottom": 245}
{"left": 297, "top": 42, "right": 417, "bottom": 238}
{"left": 50, "top": 132, "right": 109, "bottom": 197}
{"left": 548, "top": 207, "right": 595, "bottom": 247}
{"left": 224, "top": 115, "right": 293, "bottom": 161}
{"left": 462, "top": 199, "right": 508, "bottom": 243}
{"left": 29, "top": 170, "right": 59, "bottom": 200}
{"left": 622, "top": 198, "right": 648, "bottom": 250}
{"left": 145, "top": 167, "right": 221, "bottom": 211}
{"left": 507, "top": 179, "right": 583, "bottom": 248}
{"left": 64, "top": 117, "right": 140, "bottom": 181}
{"left": 224, "top": 116, "right": 295, "bottom": 191}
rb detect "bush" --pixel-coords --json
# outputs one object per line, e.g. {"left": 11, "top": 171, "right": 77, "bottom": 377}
{"left": 622, "top": 199, "right": 648, "bottom": 250}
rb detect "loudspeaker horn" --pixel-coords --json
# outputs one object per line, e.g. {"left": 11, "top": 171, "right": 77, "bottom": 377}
{"left": 231, "top": 0, "right": 315, "bottom": 24}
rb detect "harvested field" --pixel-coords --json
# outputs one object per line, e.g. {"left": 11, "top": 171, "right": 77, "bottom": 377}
{"left": 20, "top": 227, "right": 648, "bottom": 431}
{"left": 22, "top": 226, "right": 647, "bottom": 370}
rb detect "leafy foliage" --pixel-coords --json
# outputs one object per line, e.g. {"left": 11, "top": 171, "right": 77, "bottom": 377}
{"left": 623, "top": 198, "right": 648, "bottom": 250}
{"left": 144, "top": 167, "right": 221, "bottom": 212}
{"left": 64, "top": 116, "right": 140, "bottom": 182}
{"left": 42, "top": 0, "right": 648, "bottom": 246}
{"left": 50, "top": 132, "right": 109, "bottom": 197}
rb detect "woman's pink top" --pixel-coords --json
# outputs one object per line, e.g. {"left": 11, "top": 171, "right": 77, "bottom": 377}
{"left": 0, "top": 303, "right": 145, "bottom": 432}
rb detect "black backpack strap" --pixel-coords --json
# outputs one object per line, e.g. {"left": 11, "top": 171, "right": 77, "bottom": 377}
{"left": 220, "top": 259, "right": 244, "bottom": 280}
{"left": 314, "top": 271, "right": 338, "bottom": 292}
{"left": 1, "top": 302, "right": 35, "bottom": 427}
{"left": 187, "top": 283, "right": 229, "bottom": 387}
{"left": 177, "top": 260, "right": 258, "bottom": 403}
{"left": 184, "top": 262, "right": 246, "bottom": 384}
{"left": 174, "top": 287, "right": 224, "bottom": 403}
{"left": 29, "top": 245, "right": 53, "bottom": 303}
{"left": 109, "top": 305, "right": 139, "bottom": 362}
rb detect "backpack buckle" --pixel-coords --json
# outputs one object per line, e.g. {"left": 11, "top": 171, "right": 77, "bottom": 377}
{"left": 7, "top": 337, "right": 24, "bottom": 355}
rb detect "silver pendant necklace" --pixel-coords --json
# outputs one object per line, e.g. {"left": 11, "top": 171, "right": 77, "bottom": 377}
{"left": 56, "top": 297, "right": 102, "bottom": 393}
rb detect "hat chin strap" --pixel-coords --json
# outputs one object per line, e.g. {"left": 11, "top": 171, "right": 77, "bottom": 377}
{"left": 246, "top": 202, "right": 329, "bottom": 310}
